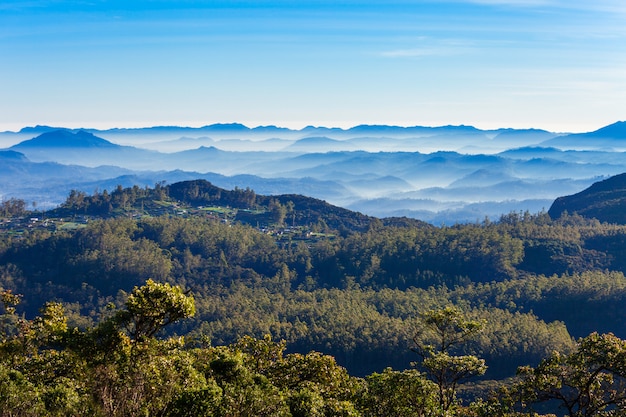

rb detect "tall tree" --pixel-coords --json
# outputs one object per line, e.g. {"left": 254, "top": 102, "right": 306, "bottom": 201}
{"left": 114, "top": 279, "right": 196, "bottom": 341}
{"left": 412, "top": 306, "right": 487, "bottom": 416}
{"left": 518, "top": 332, "right": 626, "bottom": 417}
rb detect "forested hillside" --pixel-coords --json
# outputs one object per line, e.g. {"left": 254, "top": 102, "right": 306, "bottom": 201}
{"left": 549, "top": 172, "right": 626, "bottom": 223}
{"left": 4, "top": 180, "right": 626, "bottom": 415}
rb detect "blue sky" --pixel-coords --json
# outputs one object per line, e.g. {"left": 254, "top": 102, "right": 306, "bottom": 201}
{"left": 1, "top": 0, "right": 625, "bottom": 132}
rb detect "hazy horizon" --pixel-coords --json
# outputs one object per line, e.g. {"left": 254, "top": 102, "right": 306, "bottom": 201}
{"left": 2, "top": 1, "right": 625, "bottom": 134}
{"left": 0, "top": 120, "right": 618, "bottom": 135}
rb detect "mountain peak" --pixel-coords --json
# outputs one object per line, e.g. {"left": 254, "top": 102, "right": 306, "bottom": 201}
{"left": 12, "top": 129, "right": 118, "bottom": 149}
{"left": 588, "top": 121, "right": 626, "bottom": 138}
{"left": 0, "top": 150, "right": 28, "bottom": 161}
{"left": 540, "top": 121, "right": 626, "bottom": 149}
{"left": 201, "top": 123, "right": 250, "bottom": 131}
{"left": 18, "top": 125, "right": 66, "bottom": 134}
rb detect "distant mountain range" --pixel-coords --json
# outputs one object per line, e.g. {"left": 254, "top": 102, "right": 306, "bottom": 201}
{"left": 14, "top": 129, "right": 118, "bottom": 148}
{"left": 9, "top": 130, "right": 159, "bottom": 168}
{"left": 1, "top": 121, "right": 626, "bottom": 223}
{"left": 2, "top": 123, "right": 559, "bottom": 152}
{"left": 542, "top": 121, "right": 626, "bottom": 150}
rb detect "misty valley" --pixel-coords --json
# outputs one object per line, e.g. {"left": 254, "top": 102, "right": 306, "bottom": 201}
{"left": 2, "top": 121, "right": 626, "bottom": 224}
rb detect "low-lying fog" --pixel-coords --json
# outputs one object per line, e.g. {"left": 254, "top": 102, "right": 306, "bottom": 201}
{"left": 2, "top": 122, "right": 625, "bottom": 224}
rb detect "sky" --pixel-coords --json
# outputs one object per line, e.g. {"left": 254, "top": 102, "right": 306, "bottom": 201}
{"left": 1, "top": 0, "right": 625, "bottom": 133}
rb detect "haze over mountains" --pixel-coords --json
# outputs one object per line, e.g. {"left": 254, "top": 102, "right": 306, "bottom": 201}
{"left": 2, "top": 121, "right": 626, "bottom": 223}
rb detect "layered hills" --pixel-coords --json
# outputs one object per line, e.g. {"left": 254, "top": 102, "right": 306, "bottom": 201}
{"left": 2, "top": 121, "right": 626, "bottom": 223}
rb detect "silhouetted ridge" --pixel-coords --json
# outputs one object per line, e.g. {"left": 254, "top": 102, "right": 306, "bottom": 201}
{"left": 541, "top": 121, "right": 626, "bottom": 149}
{"left": 12, "top": 129, "right": 118, "bottom": 148}
{"left": 0, "top": 150, "right": 28, "bottom": 161}
{"left": 548, "top": 173, "right": 626, "bottom": 223}
{"left": 584, "top": 121, "right": 626, "bottom": 138}
{"left": 18, "top": 125, "right": 66, "bottom": 134}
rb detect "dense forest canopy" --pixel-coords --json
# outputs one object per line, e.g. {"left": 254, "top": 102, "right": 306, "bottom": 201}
{"left": 4, "top": 179, "right": 626, "bottom": 415}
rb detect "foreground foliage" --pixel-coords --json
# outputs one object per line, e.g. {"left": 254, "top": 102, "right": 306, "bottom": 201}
{"left": 0, "top": 283, "right": 450, "bottom": 416}
{"left": 518, "top": 332, "right": 626, "bottom": 417}
{"left": 4, "top": 283, "right": 626, "bottom": 416}
{"left": 413, "top": 307, "right": 487, "bottom": 414}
